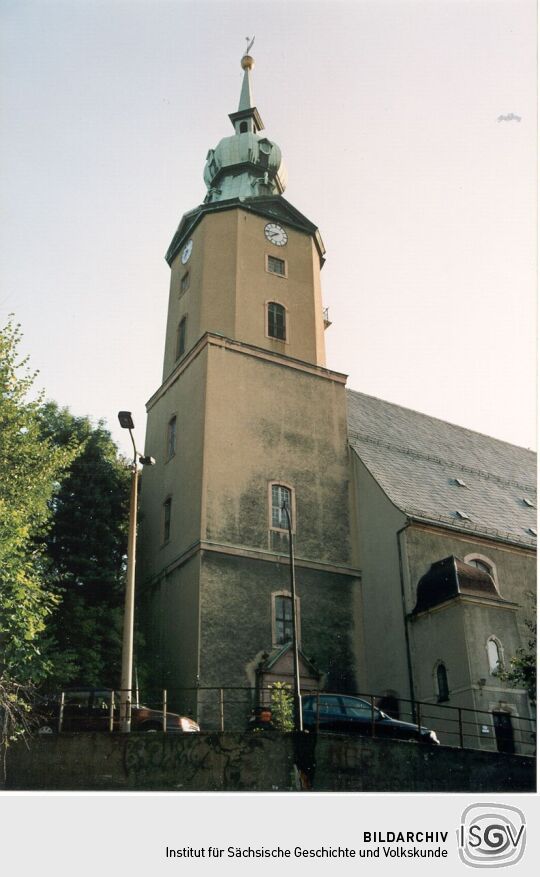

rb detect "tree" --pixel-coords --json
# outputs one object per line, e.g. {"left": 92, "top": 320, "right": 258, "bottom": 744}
{"left": 37, "top": 403, "right": 131, "bottom": 689}
{"left": 498, "top": 593, "right": 536, "bottom": 706}
{"left": 0, "top": 318, "right": 77, "bottom": 743}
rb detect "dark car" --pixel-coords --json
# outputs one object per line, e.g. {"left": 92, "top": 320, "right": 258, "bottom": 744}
{"left": 303, "top": 694, "right": 439, "bottom": 743}
{"left": 248, "top": 693, "right": 439, "bottom": 745}
{"left": 36, "top": 689, "right": 200, "bottom": 734}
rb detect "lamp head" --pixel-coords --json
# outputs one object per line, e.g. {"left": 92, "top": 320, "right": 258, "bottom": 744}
{"left": 118, "top": 411, "right": 135, "bottom": 430}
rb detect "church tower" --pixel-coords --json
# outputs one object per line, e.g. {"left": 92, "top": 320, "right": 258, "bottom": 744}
{"left": 138, "top": 50, "right": 362, "bottom": 726}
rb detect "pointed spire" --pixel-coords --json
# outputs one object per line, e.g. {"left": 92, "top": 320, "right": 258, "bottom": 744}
{"left": 228, "top": 41, "right": 263, "bottom": 133}
{"left": 238, "top": 60, "right": 255, "bottom": 111}
{"left": 239, "top": 38, "right": 255, "bottom": 111}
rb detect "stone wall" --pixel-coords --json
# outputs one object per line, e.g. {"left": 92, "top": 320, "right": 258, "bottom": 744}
{"left": 3, "top": 732, "right": 535, "bottom": 793}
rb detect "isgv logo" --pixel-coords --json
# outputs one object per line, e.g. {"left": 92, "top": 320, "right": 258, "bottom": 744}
{"left": 458, "top": 803, "right": 526, "bottom": 868}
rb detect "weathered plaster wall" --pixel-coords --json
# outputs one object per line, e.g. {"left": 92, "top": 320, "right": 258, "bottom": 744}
{"left": 4, "top": 733, "right": 535, "bottom": 793}
{"left": 163, "top": 208, "right": 327, "bottom": 379}
{"left": 349, "top": 453, "right": 409, "bottom": 700}
{"left": 199, "top": 552, "right": 357, "bottom": 699}
{"left": 138, "top": 344, "right": 208, "bottom": 585}
{"left": 403, "top": 524, "right": 535, "bottom": 633}
{"left": 203, "top": 342, "right": 352, "bottom": 565}
{"left": 404, "top": 526, "right": 535, "bottom": 749}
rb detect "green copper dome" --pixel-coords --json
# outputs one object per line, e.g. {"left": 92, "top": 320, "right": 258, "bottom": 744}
{"left": 203, "top": 53, "right": 287, "bottom": 203}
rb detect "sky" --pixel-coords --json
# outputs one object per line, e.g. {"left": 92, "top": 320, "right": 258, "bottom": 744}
{"left": 1, "top": 0, "right": 537, "bottom": 457}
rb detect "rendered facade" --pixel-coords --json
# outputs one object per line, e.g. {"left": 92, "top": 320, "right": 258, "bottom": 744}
{"left": 138, "top": 53, "right": 536, "bottom": 750}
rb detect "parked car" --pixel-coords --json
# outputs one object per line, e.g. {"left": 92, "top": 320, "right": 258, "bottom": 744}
{"left": 36, "top": 689, "right": 200, "bottom": 734}
{"left": 249, "top": 693, "right": 440, "bottom": 745}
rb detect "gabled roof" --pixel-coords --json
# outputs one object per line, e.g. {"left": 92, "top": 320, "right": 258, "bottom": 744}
{"left": 165, "top": 195, "right": 325, "bottom": 266}
{"left": 347, "top": 389, "right": 537, "bottom": 548}
{"left": 257, "top": 643, "right": 320, "bottom": 677}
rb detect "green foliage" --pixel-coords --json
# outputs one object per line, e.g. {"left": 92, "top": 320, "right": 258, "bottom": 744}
{"left": 269, "top": 681, "right": 294, "bottom": 732}
{"left": 37, "top": 402, "right": 131, "bottom": 688}
{"left": 0, "top": 318, "right": 77, "bottom": 681}
{"left": 0, "top": 318, "right": 78, "bottom": 743}
{"left": 498, "top": 593, "right": 536, "bottom": 706}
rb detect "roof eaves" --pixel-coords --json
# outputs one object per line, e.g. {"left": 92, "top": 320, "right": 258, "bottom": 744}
{"left": 406, "top": 512, "right": 537, "bottom": 550}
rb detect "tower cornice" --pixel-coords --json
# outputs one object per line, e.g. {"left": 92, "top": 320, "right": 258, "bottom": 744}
{"left": 165, "top": 195, "right": 326, "bottom": 267}
{"left": 147, "top": 331, "right": 347, "bottom": 413}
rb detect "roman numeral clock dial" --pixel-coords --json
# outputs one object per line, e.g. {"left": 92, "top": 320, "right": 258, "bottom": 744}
{"left": 264, "top": 223, "right": 288, "bottom": 246}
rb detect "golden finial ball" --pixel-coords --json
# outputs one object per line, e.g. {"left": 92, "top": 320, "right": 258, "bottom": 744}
{"left": 241, "top": 54, "right": 254, "bottom": 70}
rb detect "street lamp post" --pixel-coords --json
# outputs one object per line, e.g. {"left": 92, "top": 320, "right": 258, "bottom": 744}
{"left": 118, "top": 411, "right": 155, "bottom": 733}
{"left": 282, "top": 500, "right": 303, "bottom": 733}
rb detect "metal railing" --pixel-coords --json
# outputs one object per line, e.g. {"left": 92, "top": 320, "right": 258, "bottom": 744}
{"left": 43, "top": 685, "right": 536, "bottom": 756}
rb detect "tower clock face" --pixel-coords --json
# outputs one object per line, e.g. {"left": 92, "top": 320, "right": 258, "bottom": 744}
{"left": 181, "top": 239, "right": 193, "bottom": 264}
{"left": 264, "top": 223, "right": 288, "bottom": 247}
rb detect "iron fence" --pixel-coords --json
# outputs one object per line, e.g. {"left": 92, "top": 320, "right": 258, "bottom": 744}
{"left": 43, "top": 685, "right": 535, "bottom": 756}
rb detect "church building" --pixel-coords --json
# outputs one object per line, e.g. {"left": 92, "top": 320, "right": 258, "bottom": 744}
{"left": 137, "top": 51, "right": 536, "bottom": 751}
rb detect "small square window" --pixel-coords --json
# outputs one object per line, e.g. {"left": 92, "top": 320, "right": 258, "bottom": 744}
{"left": 180, "top": 272, "right": 190, "bottom": 295}
{"left": 267, "top": 255, "right": 286, "bottom": 276}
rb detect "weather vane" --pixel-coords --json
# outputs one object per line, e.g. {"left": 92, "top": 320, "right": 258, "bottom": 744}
{"left": 244, "top": 36, "right": 255, "bottom": 56}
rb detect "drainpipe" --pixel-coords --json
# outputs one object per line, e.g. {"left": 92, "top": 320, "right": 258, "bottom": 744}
{"left": 396, "top": 522, "right": 416, "bottom": 714}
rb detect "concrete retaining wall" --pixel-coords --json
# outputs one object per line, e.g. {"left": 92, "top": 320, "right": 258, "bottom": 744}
{"left": 2, "top": 732, "right": 535, "bottom": 792}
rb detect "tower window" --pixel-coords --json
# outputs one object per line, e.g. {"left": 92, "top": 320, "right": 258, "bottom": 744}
{"left": 180, "top": 272, "right": 190, "bottom": 295}
{"left": 176, "top": 317, "right": 187, "bottom": 360}
{"left": 166, "top": 416, "right": 177, "bottom": 461}
{"left": 274, "top": 595, "right": 293, "bottom": 646}
{"left": 162, "top": 498, "right": 172, "bottom": 544}
{"left": 487, "top": 637, "right": 503, "bottom": 674}
{"left": 270, "top": 483, "right": 293, "bottom": 530}
{"left": 436, "top": 662, "right": 449, "bottom": 702}
{"left": 239, "top": 121, "right": 248, "bottom": 133}
{"left": 267, "top": 255, "right": 286, "bottom": 276}
{"left": 267, "top": 302, "right": 286, "bottom": 341}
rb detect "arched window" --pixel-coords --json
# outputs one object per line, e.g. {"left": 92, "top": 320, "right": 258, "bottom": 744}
{"left": 176, "top": 316, "right": 187, "bottom": 359}
{"left": 468, "top": 558, "right": 491, "bottom": 575}
{"left": 274, "top": 594, "right": 292, "bottom": 645}
{"left": 487, "top": 637, "right": 503, "bottom": 674}
{"left": 464, "top": 554, "right": 500, "bottom": 592}
{"left": 166, "top": 416, "right": 177, "bottom": 461}
{"left": 239, "top": 121, "right": 248, "bottom": 133}
{"left": 162, "top": 497, "right": 172, "bottom": 544}
{"left": 271, "top": 591, "right": 301, "bottom": 647}
{"left": 436, "top": 662, "right": 449, "bottom": 702}
{"left": 267, "top": 302, "right": 286, "bottom": 340}
{"left": 270, "top": 483, "right": 294, "bottom": 531}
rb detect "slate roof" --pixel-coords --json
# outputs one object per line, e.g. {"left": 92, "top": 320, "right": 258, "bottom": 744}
{"left": 347, "top": 390, "right": 537, "bottom": 548}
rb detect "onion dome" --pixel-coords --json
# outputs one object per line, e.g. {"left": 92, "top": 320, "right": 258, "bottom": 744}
{"left": 203, "top": 49, "right": 287, "bottom": 203}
